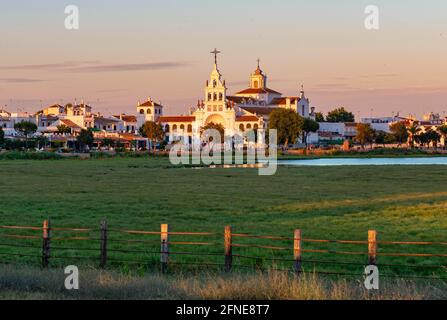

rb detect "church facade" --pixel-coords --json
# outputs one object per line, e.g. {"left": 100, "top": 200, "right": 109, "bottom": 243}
{"left": 138, "top": 50, "right": 316, "bottom": 145}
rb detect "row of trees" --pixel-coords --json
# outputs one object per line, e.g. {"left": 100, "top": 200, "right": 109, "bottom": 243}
{"left": 355, "top": 122, "right": 447, "bottom": 149}
{"left": 0, "top": 122, "right": 73, "bottom": 148}
{"left": 0, "top": 120, "right": 165, "bottom": 153}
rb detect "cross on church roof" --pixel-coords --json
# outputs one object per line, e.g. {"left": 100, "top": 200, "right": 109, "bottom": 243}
{"left": 211, "top": 48, "right": 221, "bottom": 65}
{"left": 257, "top": 58, "right": 260, "bottom": 69}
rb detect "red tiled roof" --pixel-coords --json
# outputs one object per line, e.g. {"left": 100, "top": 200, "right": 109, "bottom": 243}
{"left": 235, "top": 87, "right": 282, "bottom": 95}
{"left": 239, "top": 106, "right": 277, "bottom": 116}
{"left": 159, "top": 116, "right": 195, "bottom": 123}
{"left": 226, "top": 96, "right": 257, "bottom": 104}
{"left": 60, "top": 119, "right": 82, "bottom": 129}
{"left": 140, "top": 100, "right": 163, "bottom": 107}
{"left": 236, "top": 115, "right": 260, "bottom": 122}
{"left": 265, "top": 88, "right": 282, "bottom": 95}
{"left": 269, "top": 97, "right": 300, "bottom": 105}
{"left": 94, "top": 117, "right": 120, "bottom": 124}
{"left": 113, "top": 115, "right": 137, "bottom": 122}
{"left": 253, "top": 68, "right": 263, "bottom": 76}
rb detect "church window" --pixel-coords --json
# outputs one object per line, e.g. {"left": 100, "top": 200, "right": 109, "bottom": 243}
{"left": 213, "top": 80, "right": 217, "bottom": 88}
{"left": 165, "top": 125, "right": 170, "bottom": 133}
{"left": 239, "top": 124, "right": 245, "bottom": 132}
{"left": 246, "top": 124, "right": 252, "bottom": 130}
{"left": 207, "top": 106, "right": 211, "bottom": 112}
{"left": 208, "top": 93, "right": 212, "bottom": 101}
{"left": 302, "top": 106, "right": 305, "bottom": 115}
{"left": 180, "top": 124, "right": 185, "bottom": 131}
{"left": 254, "top": 124, "right": 259, "bottom": 130}
{"left": 218, "top": 106, "right": 223, "bottom": 112}
{"left": 213, "top": 106, "right": 217, "bottom": 112}
{"left": 213, "top": 93, "right": 217, "bottom": 101}
{"left": 173, "top": 124, "right": 177, "bottom": 131}
{"left": 219, "top": 93, "right": 223, "bottom": 101}
{"left": 147, "top": 109, "right": 152, "bottom": 114}
{"left": 253, "top": 80, "right": 259, "bottom": 88}
{"left": 139, "top": 109, "right": 145, "bottom": 114}
{"left": 187, "top": 124, "right": 192, "bottom": 133}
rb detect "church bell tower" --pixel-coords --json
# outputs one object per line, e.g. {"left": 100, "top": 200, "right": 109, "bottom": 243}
{"left": 204, "top": 48, "right": 227, "bottom": 114}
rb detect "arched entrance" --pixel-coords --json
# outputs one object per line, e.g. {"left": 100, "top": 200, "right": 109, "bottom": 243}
{"left": 205, "top": 114, "right": 226, "bottom": 127}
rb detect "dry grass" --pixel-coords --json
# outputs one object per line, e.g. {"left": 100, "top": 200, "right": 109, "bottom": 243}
{"left": 0, "top": 265, "right": 445, "bottom": 300}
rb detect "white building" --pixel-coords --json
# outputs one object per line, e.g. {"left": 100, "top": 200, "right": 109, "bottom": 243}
{"left": 155, "top": 50, "right": 315, "bottom": 145}
{"left": 361, "top": 116, "right": 402, "bottom": 133}
{"left": 318, "top": 122, "right": 358, "bottom": 142}
{"left": 0, "top": 108, "right": 36, "bottom": 137}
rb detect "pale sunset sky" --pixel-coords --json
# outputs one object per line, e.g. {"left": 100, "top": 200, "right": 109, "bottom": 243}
{"left": 0, "top": 0, "right": 446, "bottom": 119}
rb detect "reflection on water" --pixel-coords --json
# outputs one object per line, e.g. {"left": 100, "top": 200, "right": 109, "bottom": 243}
{"left": 278, "top": 157, "right": 447, "bottom": 166}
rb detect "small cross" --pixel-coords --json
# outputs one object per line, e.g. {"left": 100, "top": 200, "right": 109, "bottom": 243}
{"left": 211, "top": 48, "right": 221, "bottom": 65}
{"left": 257, "top": 58, "right": 260, "bottom": 69}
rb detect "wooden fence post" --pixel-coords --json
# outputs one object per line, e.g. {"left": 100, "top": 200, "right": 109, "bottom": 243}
{"left": 100, "top": 220, "right": 108, "bottom": 269}
{"left": 160, "top": 224, "right": 169, "bottom": 273}
{"left": 224, "top": 225, "right": 232, "bottom": 272}
{"left": 42, "top": 219, "right": 51, "bottom": 269}
{"left": 368, "top": 230, "right": 377, "bottom": 265}
{"left": 293, "top": 229, "right": 302, "bottom": 276}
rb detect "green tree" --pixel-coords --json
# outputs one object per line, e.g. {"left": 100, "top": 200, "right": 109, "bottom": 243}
{"left": 14, "top": 121, "right": 37, "bottom": 149}
{"left": 268, "top": 109, "right": 304, "bottom": 147}
{"left": 77, "top": 129, "right": 94, "bottom": 152}
{"left": 0, "top": 127, "right": 4, "bottom": 147}
{"left": 375, "top": 130, "right": 396, "bottom": 147}
{"left": 407, "top": 124, "right": 421, "bottom": 148}
{"left": 389, "top": 122, "right": 409, "bottom": 147}
{"left": 200, "top": 122, "right": 225, "bottom": 143}
{"left": 314, "top": 112, "right": 325, "bottom": 122}
{"left": 57, "top": 124, "right": 71, "bottom": 135}
{"left": 139, "top": 121, "right": 165, "bottom": 153}
{"left": 326, "top": 107, "right": 355, "bottom": 123}
{"left": 302, "top": 118, "right": 319, "bottom": 148}
{"left": 415, "top": 132, "right": 428, "bottom": 147}
{"left": 102, "top": 138, "right": 115, "bottom": 148}
{"left": 438, "top": 125, "right": 447, "bottom": 149}
{"left": 426, "top": 129, "right": 441, "bottom": 149}
{"left": 35, "top": 136, "right": 49, "bottom": 150}
{"left": 355, "top": 123, "right": 375, "bottom": 149}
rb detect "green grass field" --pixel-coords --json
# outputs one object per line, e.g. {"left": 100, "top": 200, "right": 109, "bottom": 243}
{"left": 0, "top": 157, "right": 446, "bottom": 278}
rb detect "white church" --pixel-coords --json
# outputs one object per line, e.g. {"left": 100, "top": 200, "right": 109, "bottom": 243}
{"left": 136, "top": 49, "right": 317, "bottom": 145}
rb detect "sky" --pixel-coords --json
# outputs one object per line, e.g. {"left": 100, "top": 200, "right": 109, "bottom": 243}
{"left": 0, "top": 0, "right": 446, "bottom": 119}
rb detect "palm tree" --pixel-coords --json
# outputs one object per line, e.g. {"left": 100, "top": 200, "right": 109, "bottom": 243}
{"left": 407, "top": 124, "right": 421, "bottom": 148}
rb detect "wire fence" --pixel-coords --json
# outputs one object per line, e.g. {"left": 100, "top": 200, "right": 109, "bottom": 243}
{"left": 0, "top": 221, "right": 446, "bottom": 281}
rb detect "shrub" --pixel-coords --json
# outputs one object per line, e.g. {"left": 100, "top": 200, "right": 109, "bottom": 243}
{"left": 0, "top": 151, "right": 63, "bottom": 160}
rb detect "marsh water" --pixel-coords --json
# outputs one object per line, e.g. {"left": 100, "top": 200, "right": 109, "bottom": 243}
{"left": 277, "top": 157, "right": 447, "bottom": 166}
